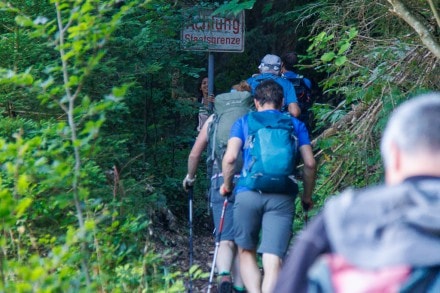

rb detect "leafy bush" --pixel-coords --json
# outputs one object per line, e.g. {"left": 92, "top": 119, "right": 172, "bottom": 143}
{"left": 0, "top": 0, "right": 197, "bottom": 291}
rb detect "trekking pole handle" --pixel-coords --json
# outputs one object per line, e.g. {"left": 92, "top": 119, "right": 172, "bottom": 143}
{"left": 219, "top": 183, "right": 234, "bottom": 197}
{"left": 301, "top": 199, "right": 311, "bottom": 211}
{"left": 220, "top": 185, "right": 233, "bottom": 197}
{"left": 301, "top": 199, "right": 310, "bottom": 225}
{"left": 183, "top": 174, "right": 196, "bottom": 191}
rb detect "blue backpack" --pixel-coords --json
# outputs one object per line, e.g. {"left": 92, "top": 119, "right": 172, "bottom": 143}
{"left": 238, "top": 111, "right": 298, "bottom": 195}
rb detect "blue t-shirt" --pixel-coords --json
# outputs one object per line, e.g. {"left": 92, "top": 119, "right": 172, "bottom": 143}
{"left": 230, "top": 109, "right": 311, "bottom": 193}
{"left": 246, "top": 73, "right": 298, "bottom": 106}
{"left": 282, "top": 71, "right": 312, "bottom": 89}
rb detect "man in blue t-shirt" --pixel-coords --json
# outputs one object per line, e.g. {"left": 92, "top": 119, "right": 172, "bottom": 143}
{"left": 220, "top": 80, "right": 316, "bottom": 293}
{"left": 246, "top": 54, "right": 301, "bottom": 118}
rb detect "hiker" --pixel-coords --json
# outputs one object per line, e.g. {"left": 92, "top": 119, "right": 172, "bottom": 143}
{"left": 196, "top": 76, "right": 215, "bottom": 132}
{"left": 183, "top": 82, "right": 253, "bottom": 293}
{"left": 274, "top": 92, "right": 440, "bottom": 293}
{"left": 246, "top": 54, "right": 301, "bottom": 118}
{"left": 281, "top": 52, "right": 315, "bottom": 133}
{"left": 220, "top": 79, "right": 316, "bottom": 293}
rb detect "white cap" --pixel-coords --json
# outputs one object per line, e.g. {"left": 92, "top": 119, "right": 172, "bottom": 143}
{"left": 258, "top": 54, "right": 281, "bottom": 74}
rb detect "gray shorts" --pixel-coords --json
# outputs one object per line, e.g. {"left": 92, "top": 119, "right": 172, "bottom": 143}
{"left": 210, "top": 176, "right": 236, "bottom": 241}
{"left": 233, "top": 190, "right": 295, "bottom": 258}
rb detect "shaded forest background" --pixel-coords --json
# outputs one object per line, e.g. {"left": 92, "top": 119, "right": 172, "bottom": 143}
{"left": 0, "top": 0, "right": 438, "bottom": 291}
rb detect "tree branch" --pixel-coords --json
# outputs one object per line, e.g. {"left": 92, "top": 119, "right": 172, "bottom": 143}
{"left": 55, "top": 1, "right": 90, "bottom": 286}
{"left": 387, "top": 0, "right": 440, "bottom": 59}
{"left": 427, "top": 0, "right": 440, "bottom": 29}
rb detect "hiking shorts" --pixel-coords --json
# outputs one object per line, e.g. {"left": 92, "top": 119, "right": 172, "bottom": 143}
{"left": 210, "top": 176, "right": 236, "bottom": 241}
{"left": 233, "top": 190, "right": 295, "bottom": 258}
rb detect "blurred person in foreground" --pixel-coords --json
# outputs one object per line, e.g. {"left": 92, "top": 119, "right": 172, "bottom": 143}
{"left": 274, "top": 92, "right": 440, "bottom": 292}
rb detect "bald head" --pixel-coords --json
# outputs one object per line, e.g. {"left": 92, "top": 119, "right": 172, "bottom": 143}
{"left": 380, "top": 92, "right": 440, "bottom": 184}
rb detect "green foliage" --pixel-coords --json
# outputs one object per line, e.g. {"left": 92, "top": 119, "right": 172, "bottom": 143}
{"left": 297, "top": 0, "right": 438, "bottom": 213}
{"left": 0, "top": 0, "right": 203, "bottom": 291}
{"left": 0, "top": 0, "right": 438, "bottom": 289}
{"left": 213, "top": 0, "right": 256, "bottom": 16}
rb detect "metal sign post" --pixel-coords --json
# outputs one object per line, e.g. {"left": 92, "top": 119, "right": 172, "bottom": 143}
{"left": 182, "top": 9, "right": 245, "bottom": 100}
{"left": 208, "top": 52, "right": 215, "bottom": 110}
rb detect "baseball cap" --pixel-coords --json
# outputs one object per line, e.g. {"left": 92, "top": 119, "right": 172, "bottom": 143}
{"left": 258, "top": 54, "right": 281, "bottom": 73}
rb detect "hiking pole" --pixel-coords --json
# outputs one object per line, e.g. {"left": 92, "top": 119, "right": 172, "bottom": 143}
{"left": 207, "top": 197, "right": 228, "bottom": 293}
{"left": 188, "top": 187, "right": 194, "bottom": 293}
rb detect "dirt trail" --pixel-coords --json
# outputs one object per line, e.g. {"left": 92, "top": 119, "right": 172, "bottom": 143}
{"left": 152, "top": 212, "right": 218, "bottom": 292}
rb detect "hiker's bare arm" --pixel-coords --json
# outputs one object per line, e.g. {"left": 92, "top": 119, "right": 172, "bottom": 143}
{"left": 288, "top": 102, "right": 301, "bottom": 118}
{"left": 221, "top": 137, "right": 242, "bottom": 193}
{"left": 187, "top": 115, "right": 213, "bottom": 178}
{"left": 299, "top": 144, "right": 316, "bottom": 209}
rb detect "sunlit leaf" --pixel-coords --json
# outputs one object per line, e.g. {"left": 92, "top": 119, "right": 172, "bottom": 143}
{"left": 15, "top": 15, "right": 33, "bottom": 27}
{"left": 321, "top": 52, "right": 335, "bottom": 62}
{"left": 15, "top": 197, "right": 33, "bottom": 217}
{"left": 335, "top": 56, "right": 347, "bottom": 66}
{"left": 348, "top": 27, "right": 358, "bottom": 39}
{"left": 338, "top": 42, "right": 350, "bottom": 55}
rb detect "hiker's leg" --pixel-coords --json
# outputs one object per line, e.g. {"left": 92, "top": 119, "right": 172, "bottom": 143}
{"left": 258, "top": 193, "right": 295, "bottom": 293}
{"left": 238, "top": 247, "right": 261, "bottom": 293}
{"left": 231, "top": 244, "right": 245, "bottom": 290}
{"left": 217, "top": 241, "right": 245, "bottom": 291}
{"left": 216, "top": 240, "right": 234, "bottom": 293}
{"left": 261, "top": 253, "right": 282, "bottom": 293}
{"left": 211, "top": 177, "right": 236, "bottom": 275}
{"left": 216, "top": 240, "right": 235, "bottom": 273}
{"left": 233, "top": 190, "right": 263, "bottom": 292}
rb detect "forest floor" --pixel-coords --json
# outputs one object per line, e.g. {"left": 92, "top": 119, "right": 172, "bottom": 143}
{"left": 152, "top": 209, "right": 219, "bottom": 292}
{"left": 151, "top": 210, "right": 308, "bottom": 292}
{"left": 150, "top": 194, "right": 309, "bottom": 292}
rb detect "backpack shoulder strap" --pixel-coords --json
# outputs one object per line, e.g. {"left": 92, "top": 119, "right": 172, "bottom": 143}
{"left": 307, "top": 255, "right": 335, "bottom": 293}
{"left": 254, "top": 73, "right": 276, "bottom": 83}
{"left": 206, "top": 114, "right": 219, "bottom": 165}
{"left": 401, "top": 266, "right": 440, "bottom": 293}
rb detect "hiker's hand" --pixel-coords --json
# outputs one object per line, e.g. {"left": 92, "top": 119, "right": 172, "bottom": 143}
{"left": 207, "top": 94, "right": 215, "bottom": 112}
{"left": 183, "top": 174, "right": 195, "bottom": 191}
{"left": 301, "top": 197, "right": 314, "bottom": 211}
{"left": 219, "top": 183, "right": 233, "bottom": 197}
{"left": 207, "top": 94, "right": 215, "bottom": 103}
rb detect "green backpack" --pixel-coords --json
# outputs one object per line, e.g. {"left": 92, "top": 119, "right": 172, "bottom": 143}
{"left": 206, "top": 91, "right": 254, "bottom": 176}
{"left": 238, "top": 111, "right": 298, "bottom": 195}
